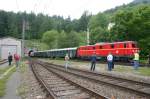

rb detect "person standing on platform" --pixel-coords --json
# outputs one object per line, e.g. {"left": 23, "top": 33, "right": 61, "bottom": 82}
{"left": 14, "top": 53, "right": 20, "bottom": 69}
{"left": 133, "top": 51, "right": 139, "bottom": 70}
{"left": 8, "top": 52, "right": 13, "bottom": 66}
{"left": 107, "top": 53, "right": 113, "bottom": 71}
{"left": 90, "top": 52, "right": 97, "bottom": 71}
{"left": 65, "top": 54, "right": 69, "bottom": 70}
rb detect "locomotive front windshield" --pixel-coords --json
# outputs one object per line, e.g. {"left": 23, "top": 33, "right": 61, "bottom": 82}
{"left": 132, "top": 43, "right": 137, "bottom": 48}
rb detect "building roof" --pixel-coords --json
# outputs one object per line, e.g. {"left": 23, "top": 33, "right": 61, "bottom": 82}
{"left": 0, "top": 37, "right": 21, "bottom": 41}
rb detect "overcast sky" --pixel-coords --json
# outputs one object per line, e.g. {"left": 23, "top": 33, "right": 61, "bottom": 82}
{"left": 0, "top": 0, "right": 133, "bottom": 19}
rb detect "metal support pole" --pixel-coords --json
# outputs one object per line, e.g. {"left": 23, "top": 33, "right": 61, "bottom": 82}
{"left": 22, "top": 20, "right": 25, "bottom": 57}
{"left": 87, "top": 28, "right": 90, "bottom": 45}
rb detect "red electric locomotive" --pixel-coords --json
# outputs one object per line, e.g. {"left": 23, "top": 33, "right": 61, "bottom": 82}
{"left": 77, "top": 41, "right": 139, "bottom": 59}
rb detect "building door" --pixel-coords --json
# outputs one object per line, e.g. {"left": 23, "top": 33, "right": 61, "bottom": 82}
{"left": 1, "top": 45, "right": 17, "bottom": 59}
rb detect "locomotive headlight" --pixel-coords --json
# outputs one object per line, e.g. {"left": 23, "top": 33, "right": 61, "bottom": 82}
{"left": 116, "top": 50, "right": 118, "bottom": 54}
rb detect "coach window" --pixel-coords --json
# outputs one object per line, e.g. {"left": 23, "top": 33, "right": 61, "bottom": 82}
{"left": 124, "top": 43, "right": 126, "bottom": 48}
{"left": 111, "top": 44, "right": 114, "bottom": 48}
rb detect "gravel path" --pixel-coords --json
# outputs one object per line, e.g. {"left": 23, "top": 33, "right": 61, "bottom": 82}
{"left": 1, "top": 71, "right": 21, "bottom": 99}
{"left": 0, "top": 62, "right": 9, "bottom": 69}
{"left": 20, "top": 62, "right": 46, "bottom": 99}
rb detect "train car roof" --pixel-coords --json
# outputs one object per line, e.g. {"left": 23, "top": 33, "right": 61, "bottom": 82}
{"left": 34, "top": 47, "right": 77, "bottom": 52}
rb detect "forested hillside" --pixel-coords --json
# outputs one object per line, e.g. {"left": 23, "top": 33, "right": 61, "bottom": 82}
{"left": 0, "top": 0, "right": 149, "bottom": 55}
{"left": 0, "top": 11, "right": 90, "bottom": 39}
{"left": 133, "top": 0, "right": 150, "bottom": 3}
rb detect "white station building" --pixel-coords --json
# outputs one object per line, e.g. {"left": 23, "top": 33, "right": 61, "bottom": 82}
{"left": 0, "top": 37, "right": 21, "bottom": 59}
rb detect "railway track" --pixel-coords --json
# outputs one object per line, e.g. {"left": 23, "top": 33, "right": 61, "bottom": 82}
{"left": 0, "top": 59, "right": 8, "bottom": 65}
{"left": 36, "top": 60, "right": 150, "bottom": 98}
{"left": 31, "top": 60, "right": 108, "bottom": 99}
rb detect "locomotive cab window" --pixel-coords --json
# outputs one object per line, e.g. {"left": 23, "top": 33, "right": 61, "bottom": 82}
{"left": 132, "top": 44, "right": 136, "bottom": 48}
{"left": 124, "top": 43, "right": 126, "bottom": 48}
{"left": 99, "top": 46, "right": 102, "bottom": 49}
{"left": 111, "top": 44, "right": 114, "bottom": 48}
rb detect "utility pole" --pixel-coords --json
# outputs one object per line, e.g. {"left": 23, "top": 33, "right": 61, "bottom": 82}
{"left": 22, "top": 19, "right": 25, "bottom": 57}
{"left": 87, "top": 28, "right": 90, "bottom": 45}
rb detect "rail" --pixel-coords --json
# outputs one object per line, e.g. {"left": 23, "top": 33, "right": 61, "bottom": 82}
{"left": 37, "top": 60, "right": 150, "bottom": 98}
{"left": 31, "top": 60, "right": 108, "bottom": 99}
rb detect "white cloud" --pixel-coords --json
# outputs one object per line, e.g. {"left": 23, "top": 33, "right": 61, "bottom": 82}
{"left": 0, "top": 0, "right": 133, "bottom": 19}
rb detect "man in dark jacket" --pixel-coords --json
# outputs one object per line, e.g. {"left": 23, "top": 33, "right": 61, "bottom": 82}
{"left": 91, "top": 52, "right": 97, "bottom": 71}
{"left": 8, "top": 52, "right": 13, "bottom": 66}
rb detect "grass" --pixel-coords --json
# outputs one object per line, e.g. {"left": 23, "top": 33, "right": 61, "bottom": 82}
{"left": 19, "top": 62, "right": 27, "bottom": 73}
{"left": 114, "top": 66, "right": 133, "bottom": 72}
{"left": 140, "top": 59, "right": 149, "bottom": 64}
{"left": 0, "top": 66, "right": 16, "bottom": 97}
{"left": 0, "top": 79, "right": 6, "bottom": 96}
{"left": 114, "top": 65, "right": 150, "bottom": 76}
{"left": 135, "top": 67, "right": 150, "bottom": 76}
{"left": 17, "top": 82, "right": 27, "bottom": 97}
{"left": 0, "top": 67, "right": 10, "bottom": 75}
{"left": 17, "top": 61, "right": 28, "bottom": 97}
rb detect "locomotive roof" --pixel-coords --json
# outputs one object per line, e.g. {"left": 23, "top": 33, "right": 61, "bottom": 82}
{"left": 79, "top": 45, "right": 95, "bottom": 47}
{"left": 95, "top": 41, "right": 136, "bottom": 45}
{"left": 35, "top": 47, "right": 77, "bottom": 52}
{"left": 78, "top": 41, "right": 136, "bottom": 47}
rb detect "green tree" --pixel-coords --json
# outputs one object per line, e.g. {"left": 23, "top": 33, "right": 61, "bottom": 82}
{"left": 66, "top": 31, "right": 80, "bottom": 47}
{"left": 78, "top": 11, "right": 91, "bottom": 31}
{"left": 42, "top": 30, "right": 58, "bottom": 49}
{"left": 139, "top": 37, "right": 150, "bottom": 56}
{"left": 0, "top": 11, "right": 8, "bottom": 37}
{"left": 111, "top": 5, "right": 150, "bottom": 55}
{"left": 77, "top": 31, "right": 87, "bottom": 46}
{"left": 57, "top": 31, "right": 67, "bottom": 48}
{"left": 89, "top": 13, "right": 109, "bottom": 44}
{"left": 57, "top": 31, "right": 80, "bottom": 48}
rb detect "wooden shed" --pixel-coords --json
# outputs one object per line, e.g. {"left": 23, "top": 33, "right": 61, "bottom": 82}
{"left": 0, "top": 37, "right": 21, "bottom": 59}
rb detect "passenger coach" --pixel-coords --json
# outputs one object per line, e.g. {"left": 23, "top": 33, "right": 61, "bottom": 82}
{"left": 33, "top": 47, "right": 77, "bottom": 58}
